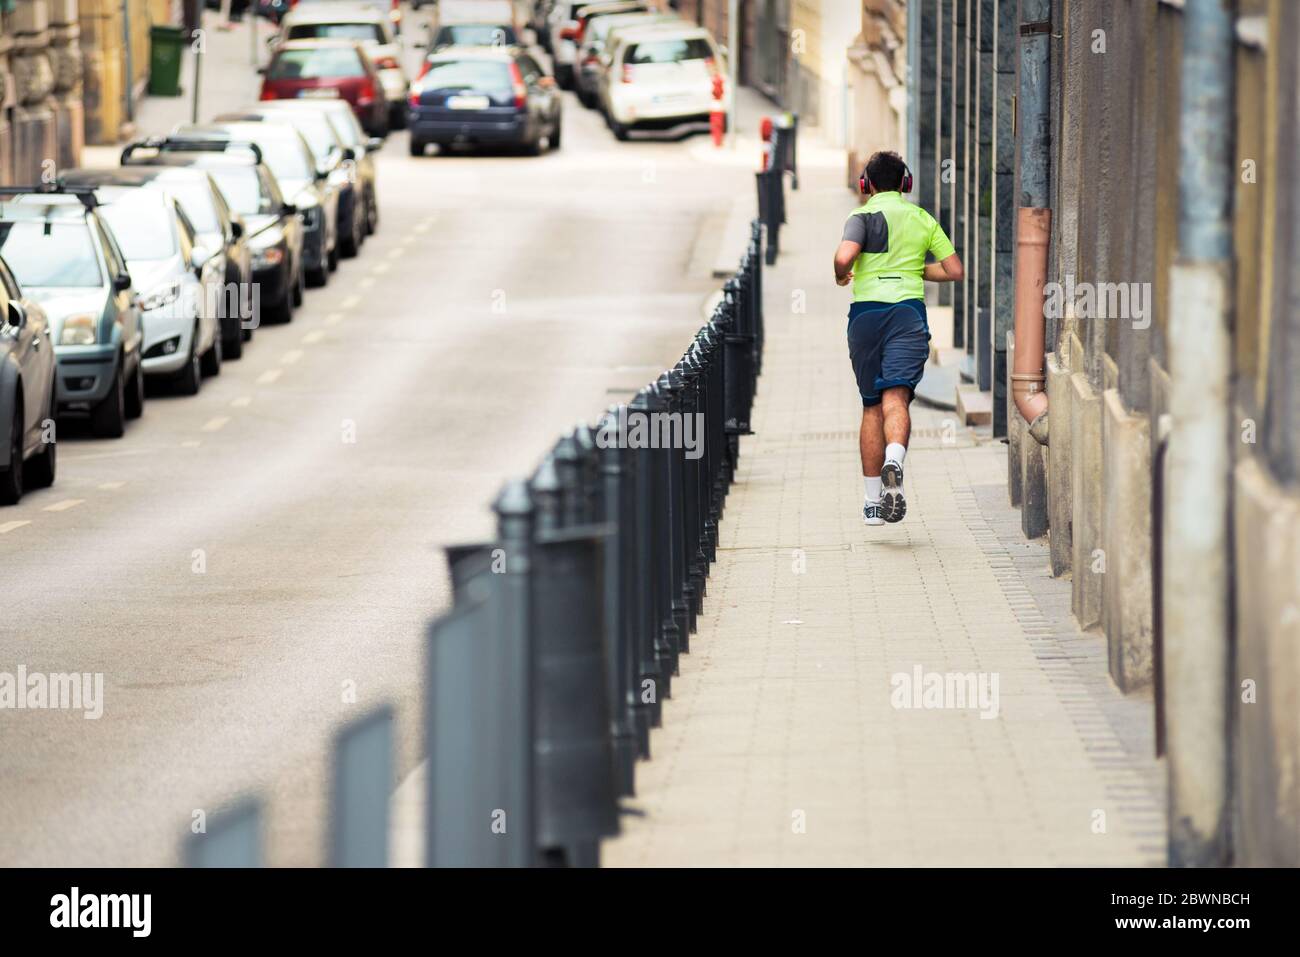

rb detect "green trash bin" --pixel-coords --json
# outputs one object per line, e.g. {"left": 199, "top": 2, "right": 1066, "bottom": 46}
{"left": 148, "top": 25, "right": 186, "bottom": 97}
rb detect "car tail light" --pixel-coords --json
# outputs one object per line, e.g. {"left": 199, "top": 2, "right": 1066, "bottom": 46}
{"left": 358, "top": 77, "right": 376, "bottom": 106}
{"left": 559, "top": 23, "right": 579, "bottom": 41}
{"left": 417, "top": 59, "right": 431, "bottom": 79}
{"left": 375, "top": 55, "right": 400, "bottom": 70}
{"left": 408, "top": 85, "right": 421, "bottom": 108}
{"left": 621, "top": 64, "right": 634, "bottom": 84}
{"left": 259, "top": 83, "right": 277, "bottom": 101}
{"left": 509, "top": 61, "right": 527, "bottom": 109}
{"left": 704, "top": 56, "right": 720, "bottom": 76}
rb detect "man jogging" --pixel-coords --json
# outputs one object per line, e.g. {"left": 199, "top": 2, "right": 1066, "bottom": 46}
{"left": 833, "top": 151, "right": 964, "bottom": 526}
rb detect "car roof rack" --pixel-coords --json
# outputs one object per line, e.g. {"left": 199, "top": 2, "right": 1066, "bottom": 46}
{"left": 0, "top": 183, "right": 99, "bottom": 211}
{"left": 120, "top": 136, "right": 264, "bottom": 166}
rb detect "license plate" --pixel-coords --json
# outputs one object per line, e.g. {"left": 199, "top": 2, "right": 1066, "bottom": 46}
{"left": 447, "top": 95, "right": 491, "bottom": 110}
{"left": 298, "top": 88, "right": 338, "bottom": 98}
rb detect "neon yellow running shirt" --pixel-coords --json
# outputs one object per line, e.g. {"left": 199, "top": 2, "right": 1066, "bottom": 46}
{"left": 841, "top": 191, "right": 955, "bottom": 303}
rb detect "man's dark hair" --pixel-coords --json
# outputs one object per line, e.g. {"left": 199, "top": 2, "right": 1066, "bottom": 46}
{"left": 865, "top": 151, "right": 907, "bottom": 193}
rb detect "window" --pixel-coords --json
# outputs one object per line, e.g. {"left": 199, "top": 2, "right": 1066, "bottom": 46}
{"left": 0, "top": 220, "right": 104, "bottom": 288}
{"left": 435, "top": 24, "right": 518, "bottom": 47}
{"left": 625, "top": 37, "right": 714, "bottom": 65}
{"left": 286, "top": 23, "right": 386, "bottom": 44}
{"left": 96, "top": 193, "right": 179, "bottom": 261}
{"left": 156, "top": 179, "right": 221, "bottom": 234}
{"left": 208, "top": 167, "right": 274, "bottom": 217}
{"left": 419, "top": 59, "right": 513, "bottom": 92}
{"left": 269, "top": 46, "right": 367, "bottom": 80}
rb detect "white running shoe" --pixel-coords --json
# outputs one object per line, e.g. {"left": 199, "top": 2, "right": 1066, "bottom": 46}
{"left": 863, "top": 500, "right": 884, "bottom": 526}
{"left": 880, "top": 459, "right": 907, "bottom": 523}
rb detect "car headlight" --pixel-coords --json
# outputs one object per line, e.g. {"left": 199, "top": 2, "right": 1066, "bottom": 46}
{"left": 253, "top": 245, "right": 285, "bottom": 268}
{"left": 139, "top": 281, "right": 182, "bottom": 313}
{"left": 58, "top": 313, "right": 99, "bottom": 346}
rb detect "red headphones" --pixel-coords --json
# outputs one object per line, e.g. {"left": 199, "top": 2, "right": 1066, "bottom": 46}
{"left": 860, "top": 161, "right": 913, "bottom": 195}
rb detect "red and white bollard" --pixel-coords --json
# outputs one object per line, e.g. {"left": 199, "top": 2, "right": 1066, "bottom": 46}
{"left": 710, "top": 74, "right": 726, "bottom": 148}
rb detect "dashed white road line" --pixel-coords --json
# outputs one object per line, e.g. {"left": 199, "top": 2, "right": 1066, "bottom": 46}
{"left": 181, "top": 440, "right": 202, "bottom": 448}
{"left": 281, "top": 349, "right": 304, "bottom": 365}
{"left": 371, "top": 262, "right": 392, "bottom": 275}
{"left": 325, "top": 313, "right": 344, "bottom": 327}
{"left": 359, "top": 277, "right": 376, "bottom": 289}
{"left": 97, "top": 481, "right": 126, "bottom": 491}
{"left": 340, "top": 295, "right": 361, "bottom": 310}
{"left": 0, "top": 520, "right": 30, "bottom": 534}
{"left": 301, "top": 330, "right": 324, "bottom": 345}
{"left": 387, "top": 247, "right": 405, "bottom": 260}
{"left": 230, "top": 396, "right": 252, "bottom": 408}
{"left": 201, "top": 416, "right": 231, "bottom": 433}
{"left": 256, "top": 368, "right": 283, "bottom": 385}
{"left": 43, "top": 499, "right": 84, "bottom": 513}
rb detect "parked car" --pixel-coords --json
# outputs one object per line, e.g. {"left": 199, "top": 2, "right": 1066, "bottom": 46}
{"left": 121, "top": 137, "right": 306, "bottom": 326}
{"left": 179, "top": 120, "right": 340, "bottom": 287}
{"left": 408, "top": 47, "right": 562, "bottom": 156}
{"left": 249, "top": 98, "right": 382, "bottom": 238}
{"left": 574, "top": 9, "right": 677, "bottom": 108}
{"left": 600, "top": 23, "right": 729, "bottom": 140}
{"left": 274, "top": 4, "right": 410, "bottom": 130}
{"left": 548, "top": 0, "right": 646, "bottom": 88}
{"left": 62, "top": 166, "right": 254, "bottom": 360}
{"left": 84, "top": 185, "right": 224, "bottom": 394}
{"left": 259, "top": 38, "right": 390, "bottom": 139}
{"left": 216, "top": 106, "right": 365, "bottom": 258}
{"left": 429, "top": 21, "right": 521, "bottom": 51}
{"left": 0, "top": 255, "right": 56, "bottom": 504}
{"left": 294, "top": 0, "right": 403, "bottom": 36}
{"left": 0, "top": 187, "right": 145, "bottom": 438}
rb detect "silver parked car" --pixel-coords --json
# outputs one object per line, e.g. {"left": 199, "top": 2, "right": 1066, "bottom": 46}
{"left": 0, "top": 187, "right": 146, "bottom": 438}
{"left": 0, "top": 255, "right": 57, "bottom": 504}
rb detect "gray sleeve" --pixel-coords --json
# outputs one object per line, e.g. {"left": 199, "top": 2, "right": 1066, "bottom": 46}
{"left": 842, "top": 213, "right": 868, "bottom": 246}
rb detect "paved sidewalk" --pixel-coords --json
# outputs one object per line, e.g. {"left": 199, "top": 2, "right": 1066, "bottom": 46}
{"left": 604, "top": 132, "right": 1165, "bottom": 867}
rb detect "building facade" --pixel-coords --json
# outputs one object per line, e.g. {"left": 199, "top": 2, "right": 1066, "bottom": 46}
{"left": 914, "top": 0, "right": 1300, "bottom": 865}
{"left": 1, "top": 0, "right": 170, "bottom": 185}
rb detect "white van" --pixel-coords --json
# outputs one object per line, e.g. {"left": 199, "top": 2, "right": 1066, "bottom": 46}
{"left": 600, "top": 23, "right": 729, "bottom": 139}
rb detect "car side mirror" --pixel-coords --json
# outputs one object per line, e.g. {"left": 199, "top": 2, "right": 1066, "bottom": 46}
{"left": 230, "top": 218, "right": 245, "bottom": 241}
{"left": 367, "top": 137, "right": 384, "bottom": 151}
{"left": 113, "top": 273, "right": 133, "bottom": 292}
{"left": 281, "top": 202, "right": 298, "bottom": 216}
{"left": 315, "top": 167, "right": 329, "bottom": 182}
{"left": 6, "top": 300, "right": 26, "bottom": 329}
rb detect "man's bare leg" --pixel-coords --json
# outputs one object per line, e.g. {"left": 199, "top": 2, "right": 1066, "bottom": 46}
{"left": 860, "top": 404, "right": 886, "bottom": 524}
{"left": 879, "top": 386, "right": 912, "bottom": 523}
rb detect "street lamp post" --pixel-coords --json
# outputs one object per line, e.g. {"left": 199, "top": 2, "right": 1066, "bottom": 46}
{"left": 122, "top": 0, "right": 134, "bottom": 124}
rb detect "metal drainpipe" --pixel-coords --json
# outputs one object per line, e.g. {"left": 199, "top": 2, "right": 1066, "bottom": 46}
{"left": 1011, "top": 0, "right": 1051, "bottom": 445}
{"left": 1164, "top": 0, "right": 1235, "bottom": 868}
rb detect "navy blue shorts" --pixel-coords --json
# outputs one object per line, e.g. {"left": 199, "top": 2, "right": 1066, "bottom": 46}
{"left": 846, "top": 299, "right": 931, "bottom": 407}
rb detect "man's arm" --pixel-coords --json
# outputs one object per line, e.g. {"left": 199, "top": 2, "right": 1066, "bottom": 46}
{"left": 834, "top": 240, "right": 861, "bottom": 286}
{"left": 923, "top": 253, "right": 964, "bottom": 283}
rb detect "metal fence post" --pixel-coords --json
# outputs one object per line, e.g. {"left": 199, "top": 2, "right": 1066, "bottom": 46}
{"left": 330, "top": 706, "right": 394, "bottom": 868}
{"left": 598, "top": 408, "right": 638, "bottom": 796}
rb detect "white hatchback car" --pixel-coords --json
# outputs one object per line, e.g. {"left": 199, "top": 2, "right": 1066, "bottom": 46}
{"left": 276, "top": 4, "right": 410, "bottom": 130}
{"left": 601, "top": 24, "right": 730, "bottom": 140}
{"left": 93, "top": 188, "right": 223, "bottom": 395}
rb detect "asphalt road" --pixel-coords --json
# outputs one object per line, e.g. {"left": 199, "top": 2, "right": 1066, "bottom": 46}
{"left": 0, "top": 11, "right": 754, "bottom": 865}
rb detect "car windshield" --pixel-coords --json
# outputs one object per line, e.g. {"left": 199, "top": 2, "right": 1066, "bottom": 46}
{"left": 437, "top": 24, "right": 518, "bottom": 47}
{"left": 286, "top": 23, "right": 385, "bottom": 43}
{"left": 271, "top": 114, "right": 338, "bottom": 164}
{"left": 419, "top": 59, "right": 513, "bottom": 92}
{"left": 230, "top": 130, "right": 314, "bottom": 185}
{"left": 208, "top": 167, "right": 275, "bottom": 216}
{"left": 157, "top": 180, "right": 220, "bottom": 233}
{"left": 96, "top": 193, "right": 178, "bottom": 260}
{"left": 625, "top": 37, "right": 714, "bottom": 64}
{"left": 270, "top": 46, "right": 366, "bottom": 79}
{"left": 0, "top": 220, "right": 103, "bottom": 288}
{"left": 323, "top": 109, "right": 363, "bottom": 147}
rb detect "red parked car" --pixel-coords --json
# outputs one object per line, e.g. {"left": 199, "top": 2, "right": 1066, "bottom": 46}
{"left": 259, "top": 39, "right": 389, "bottom": 138}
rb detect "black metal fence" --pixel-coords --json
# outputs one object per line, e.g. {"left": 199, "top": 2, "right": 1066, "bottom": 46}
{"left": 757, "top": 113, "right": 797, "bottom": 265}
{"left": 185, "top": 222, "right": 766, "bottom": 868}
